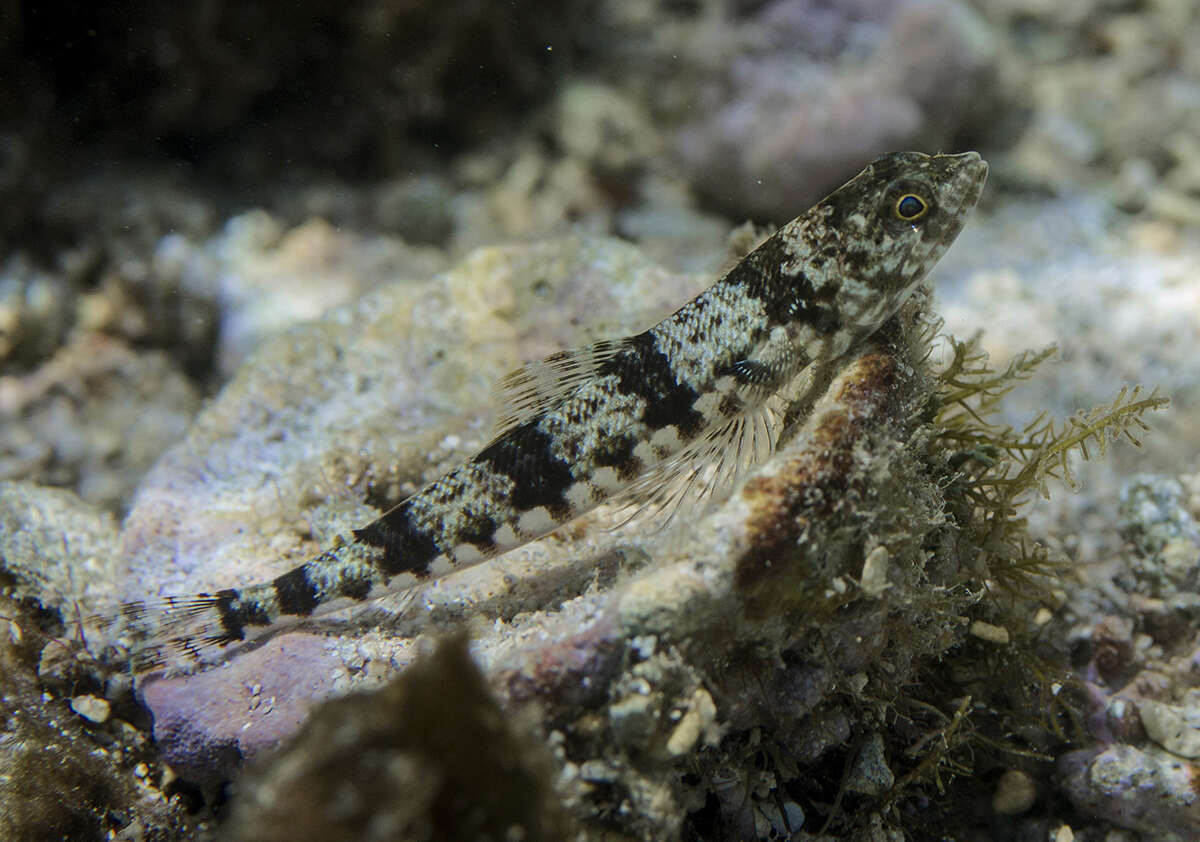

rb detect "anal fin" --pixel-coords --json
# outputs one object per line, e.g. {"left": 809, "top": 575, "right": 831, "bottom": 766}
{"left": 607, "top": 397, "right": 783, "bottom": 533}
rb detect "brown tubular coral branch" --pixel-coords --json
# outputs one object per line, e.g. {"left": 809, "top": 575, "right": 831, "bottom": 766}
{"left": 734, "top": 353, "right": 909, "bottom": 609}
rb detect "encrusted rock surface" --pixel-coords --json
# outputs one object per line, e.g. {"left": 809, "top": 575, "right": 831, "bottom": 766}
{"left": 0, "top": 481, "right": 124, "bottom": 609}
{"left": 1053, "top": 468, "right": 1200, "bottom": 840}
{"left": 0, "top": 524, "right": 200, "bottom": 841}
{"left": 1060, "top": 744, "right": 1200, "bottom": 839}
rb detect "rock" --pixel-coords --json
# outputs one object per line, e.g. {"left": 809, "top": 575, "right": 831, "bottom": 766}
{"left": 969, "top": 620, "right": 1011, "bottom": 645}
{"left": 138, "top": 632, "right": 356, "bottom": 787}
{"left": 665, "top": 688, "right": 720, "bottom": 757}
{"left": 989, "top": 0, "right": 1200, "bottom": 204}
{"left": 847, "top": 732, "right": 895, "bottom": 797}
{"left": 554, "top": 81, "right": 660, "bottom": 174}
{"left": 1119, "top": 475, "right": 1200, "bottom": 595}
{"left": 0, "top": 254, "right": 73, "bottom": 365}
{"left": 0, "top": 481, "right": 124, "bottom": 611}
{"left": 672, "top": 0, "right": 1001, "bottom": 221}
{"left": 0, "top": 333, "right": 200, "bottom": 514}
{"left": 202, "top": 212, "right": 447, "bottom": 376}
{"left": 371, "top": 176, "right": 456, "bottom": 246}
{"left": 860, "top": 545, "right": 891, "bottom": 598}
{"left": 69, "top": 694, "right": 111, "bottom": 724}
{"left": 1138, "top": 698, "right": 1200, "bottom": 760}
{"left": 221, "top": 635, "right": 570, "bottom": 842}
{"left": 1061, "top": 744, "right": 1200, "bottom": 838}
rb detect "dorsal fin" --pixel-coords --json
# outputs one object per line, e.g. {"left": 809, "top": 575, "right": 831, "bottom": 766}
{"left": 491, "top": 337, "right": 630, "bottom": 435}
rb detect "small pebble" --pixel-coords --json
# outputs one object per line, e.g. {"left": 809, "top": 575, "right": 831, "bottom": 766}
{"left": 70, "top": 694, "right": 111, "bottom": 724}
{"left": 666, "top": 708, "right": 703, "bottom": 756}
{"left": 666, "top": 689, "right": 718, "bottom": 756}
{"left": 1138, "top": 699, "right": 1200, "bottom": 759}
{"left": 992, "top": 768, "right": 1036, "bottom": 815}
{"left": 846, "top": 732, "right": 894, "bottom": 796}
{"left": 860, "top": 546, "right": 890, "bottom": 598}
{"left": 969, "top": 620, "right": 1010, "bottom": 645}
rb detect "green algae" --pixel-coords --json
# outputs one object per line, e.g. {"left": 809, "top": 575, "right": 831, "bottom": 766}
{"left": 874, "top": 329, "right": 1170, "bottom": 833}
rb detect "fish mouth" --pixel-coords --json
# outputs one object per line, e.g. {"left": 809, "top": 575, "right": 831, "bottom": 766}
{"left": 946, "top": 151, "right": 989, "bottom": 215}
{"left": 933, "top": 151, "right": 988, "bottom": 245}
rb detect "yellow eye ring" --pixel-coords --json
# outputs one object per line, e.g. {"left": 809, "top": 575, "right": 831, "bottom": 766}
{"left": 895, "top": 193, "right": 928, "bottom": 221}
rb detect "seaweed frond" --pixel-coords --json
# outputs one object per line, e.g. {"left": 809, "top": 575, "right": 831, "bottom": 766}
{"left": 1009, "top": 384, "right": 1167, "bottom": 497}
{"left": 936, "top": 336, "right": 1056, "bottom": 425}
{"left": 885, "top": 695, "right": 975, "bottom": 805}
{"left": 929, "top": 334, "right": 1169, "bottom": 596}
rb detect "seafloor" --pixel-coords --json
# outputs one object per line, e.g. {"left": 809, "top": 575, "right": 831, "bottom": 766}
{"left": 2, "top": 2, "right": 1200, "bottom": 841}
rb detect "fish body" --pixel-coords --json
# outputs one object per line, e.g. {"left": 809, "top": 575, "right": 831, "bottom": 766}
{"left": 114, "top": 151, "right": 987, "bottom": 669}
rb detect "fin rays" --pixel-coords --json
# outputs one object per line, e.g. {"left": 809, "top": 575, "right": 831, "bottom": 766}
{"left": 84, "top": 594, "right": 238, "bottom": 673}
{"left": 607, "top": 400, "right": 781, "bottom": 533}
{"left": 491, "top": 338, "right": 630, "bottom": 435}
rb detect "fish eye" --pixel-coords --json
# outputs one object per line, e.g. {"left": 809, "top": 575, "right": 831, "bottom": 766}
{"left": 895, "top": 193, "right": 928, "bottom": 221}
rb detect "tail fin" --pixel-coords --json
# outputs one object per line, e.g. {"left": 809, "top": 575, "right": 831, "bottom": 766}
{"left": 85, "top": 592, "right": 259, "bottom": 674}
{"left": 82, "top": 510, "right": 443, "bottom": 674}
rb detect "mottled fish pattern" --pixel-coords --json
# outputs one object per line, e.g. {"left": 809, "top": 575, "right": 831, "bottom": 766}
{"left": 111, "top": 151, "right": 987, "bottom": 670}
